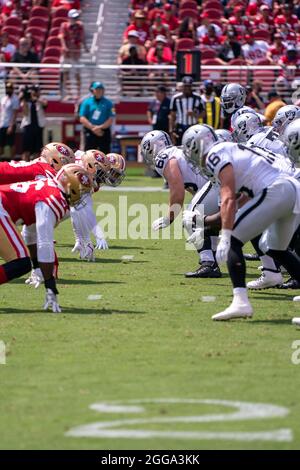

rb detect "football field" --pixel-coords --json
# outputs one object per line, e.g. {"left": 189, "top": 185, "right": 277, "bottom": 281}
{"left": 0, "top": 172, "right": 300, "bottom": 450}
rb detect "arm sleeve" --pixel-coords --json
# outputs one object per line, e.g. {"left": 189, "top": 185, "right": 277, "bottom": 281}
{"left": 21, "top": 223, "right": 37, "bottom": 246}
{"left": 70, "top": 194, "right": 94, "bottom": 242}
{"left": 35, "top": 202, "right": 56, "bottom": 263}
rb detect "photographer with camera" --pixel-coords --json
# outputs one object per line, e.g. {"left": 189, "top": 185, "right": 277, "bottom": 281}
{"left": 19, "top": 85, "right": 48, "bottom": 161}
{"left": 0, "top": 82, "right": 19, "bottom": 160}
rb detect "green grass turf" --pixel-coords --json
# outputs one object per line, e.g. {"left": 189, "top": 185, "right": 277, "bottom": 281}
{"left": 0, "top": 175, "right": 300, "bottom": 450}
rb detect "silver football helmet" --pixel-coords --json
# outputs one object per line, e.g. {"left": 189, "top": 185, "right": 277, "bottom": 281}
{"left": 182, "top": 124, "right": 218, "bottom": 175}
{"left": 232, "top": 112, "right": 262, "bottom": 142}
{"left": 220, "top": 83, "right": 246, "bottom": 114}
{"left": 215, "top": 129, "right": 233, "bottom": 143}
{"left": 140, "top": 130, "right": 172, "bottom": 166}
{"left": 281, "top": 118, "right": 300, "bottom": 163}
{"left": 272, "top": 105, "right": 300, "bottom": 134}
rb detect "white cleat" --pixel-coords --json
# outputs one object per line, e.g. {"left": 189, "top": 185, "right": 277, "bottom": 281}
{"left": 212, "top": 302, "right": 253, "bottom": 321}
{"left": 247, "top": 271, "right": 283, "bottom": 290}
{"left": 293, "top": 296, "right": 300, "bottom": 302}
{"left": 292, "top": 317, "right": 300, "bottom": 326}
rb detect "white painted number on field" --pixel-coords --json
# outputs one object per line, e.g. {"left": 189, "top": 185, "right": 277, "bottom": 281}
{"left": 66, "top": 398, "right": 292, "bottom": 442}
{"left": 0, "top": 341, "right": 6, "bottom": 365}
{"left": 291, "top": 340, "right": 300, "bottom": 365}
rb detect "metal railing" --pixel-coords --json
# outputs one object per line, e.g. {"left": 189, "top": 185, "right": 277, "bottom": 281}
{"left": 0, "top": 63, "right": 298, "bottom": 102}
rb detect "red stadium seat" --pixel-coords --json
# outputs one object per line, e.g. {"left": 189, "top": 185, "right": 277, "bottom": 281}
{"left": 202, "top": 58, "right": 224, "bottom": 65}
{"left": 176, "top": 38, "right": 195, "bottom": 50}
{"left": 252, "top": 70, "right": 275, "bottom": 91}
{"left": 202, "top": 1, "right": 222, "bottom": 9}
{"left": 2, "top": 26, "right": 22, "bottom": 37}
{"left": 179, "top": 1, "right": 198, "bottom": 10}
{"left": 202, "top": 9, "right": 222, "bottom": 19}
{"left": 5, "top": 17, "right": 23, "bottom": 29}
{"left": 43, "top": 47, "right": 61, "bottom": 59}
{"left": 253, "top": 29, "right": 271, "bottom": 42}
{"left": 49, "top": 27, "right": 60, "bottom": 37}
{"left": 53, "top": 7, "right": 69, "bottom": 19}
{"left": 42, "top": 57, "right": 60, "bottom": 64}
{"left": 51, "top": 17, "right": 67, "bottom": 28}
{"left": 256, "top": 58, "right": 272, "bottom": 65}
{"left": 179, "top": 9, "right": 199, "bottom": 20}
{"left": 31, "top": 6, "right": 49, "bottom": 17}
{"left": 26, "top": 26, "right": 47, "bottom": 38}
{"left": 227, "top": 69, "right": 248, "bottom": 85}
{"left": 201, "top": 49, "right": 217, "bottom": 59}
{"left": 46, "top": 36, "right": 62, "bottom": 48}
{"left": 28, "top": 17, "right": 49, "bottom": 29}
{"left": 228, "top": 58, "right": 247, "bottom": 65}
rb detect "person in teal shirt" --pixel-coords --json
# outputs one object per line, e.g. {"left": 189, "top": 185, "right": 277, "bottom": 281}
{"left": 79, "top": 81, "right": 115, "bottom": 153}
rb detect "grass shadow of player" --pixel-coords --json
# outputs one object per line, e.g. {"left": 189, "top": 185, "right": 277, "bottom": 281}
{"left": 0, "top": 307, "right": 146, "bottom": 315}
{"left": 11, "top": 278, "right": 126, "bottom": 286}
{"left": 58, "top": 257, "right": 149, "bottom": 264}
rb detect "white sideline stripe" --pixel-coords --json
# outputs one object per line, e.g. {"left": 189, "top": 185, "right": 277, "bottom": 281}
{"left": 101, "top": 186, "right": 168, "bottom": 193}
{"left": 90, "top": 404, "right": 145, "bottom": 414}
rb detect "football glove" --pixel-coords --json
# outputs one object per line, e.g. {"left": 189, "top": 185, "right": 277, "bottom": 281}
{"left": 81, "top": 241, "right": 95, "bottom": 262}
{"left": 216, "top": 229, "right": 232, "bottom": 265}
{"left": 187, "top": 227, "right": 204, "bottom": 250}
{"left": 25, "top": 268, "right": 43, "bottom": 288}
{"left": 95, "top": 238, "right": 109, "bottom": 250}
{"left": 43, "top": 288, "right": 61, "bottom": 313}
{"left": 152, "top": 216, "right": 171, "bottom": 231}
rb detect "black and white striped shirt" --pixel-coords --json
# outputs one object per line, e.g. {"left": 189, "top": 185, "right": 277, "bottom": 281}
{"left": 170, "top": 92, "right": 204, "bottom": 126}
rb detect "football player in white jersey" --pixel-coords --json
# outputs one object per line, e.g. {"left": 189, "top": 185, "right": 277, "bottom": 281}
{"left": 184, "top": 124, "right": 300, "bottom": 321}
{"left": 220, "top": 83, "right": 264, "bottom": 129}
{"left": 272, "top": 105, "right": 300, "bottom": 135}
{"left": 140, "top": 129, "right": 221, "bottom": 278}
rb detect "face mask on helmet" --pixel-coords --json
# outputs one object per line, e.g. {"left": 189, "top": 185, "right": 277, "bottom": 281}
{"left": 41, "top": 142, "right": 75, "bottom": 171}
{"left": 105, "top": 153, "right": 126, "bottom": 187}
{"left": 55, "top": 163, "right": 93, "bottom": 207}
{"left": 272, "top": 105, "right": 300, "bottom": 134}
{"left": 282, "top": 119, "right": 300, "bottom": 163}
{"left": 82, "top": 149, "right": 110, "bottom": 188}
{"left": 232, "top": 113, "right": 261, "bottom": 143}
{"left": 220, "top": 83, "right": 246, "bottom": 115}
{"left": 140, "top": 130, "right": 172, "bottom": 166}
{"left": 215, "top": 129, "right": 233, "bottom": 143}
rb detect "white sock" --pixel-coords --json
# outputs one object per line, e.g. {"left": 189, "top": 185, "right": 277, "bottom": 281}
{"left": 233, "top": 287, "right": 249, "bottom": 303}
{"left": 200, "top": 250, "right": 215, "bottom": 263}
{"left": 211, "top": 236, "right": 219, "bottom": 252}
{"left": 260, "top": 255, "right": 279, "bottom": 272}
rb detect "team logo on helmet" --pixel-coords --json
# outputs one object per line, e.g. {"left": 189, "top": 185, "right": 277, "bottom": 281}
{"left": 57, "top": 145, "right": 70, "bottom": 156}
{"left": 78, "top": 173, "right": 91, "bottom": 186}
{"left": 94, "top": 152, "right": 106, "bottom": 163}
{"left": 107, "top": 154, "right": 117, "bottom": 165}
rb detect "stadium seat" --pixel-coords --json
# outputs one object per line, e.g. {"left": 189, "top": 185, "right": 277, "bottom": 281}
{"left": 43, "top": 47, "right": 61, "bottom": 59}
{"left": 31, "top": 6, "right": 49, "bottom": 18}
{"left": 176, "top": 38, "right": 195, "bottom": 51}
{"left": 5, "top": 17, "right": 23, "bottom": 30}
{"left": 49, "top": 27, "right": 61, "bottom": 37}
{"left": 26, "top": 26, "right": 47, "bottom": 38}
{"left": 42, "top": 57, "right": 60, "bottom": 64}
{"left": 253, "top": 29, "right": 270, "bottom": 42}
{"left": 202, "top": 1, "right": 223, "bottom": 10}
{"left": 46, "top": 36, "right": 62, "bottom": 48}
{"left": 252, "top": 70, "right": 275, "bottom": 91}
{"left": 179, "top": 9, "right": 199, "bottom": 20}
{"left": 2, "top": 26, "right": 22, "bottom": 37}
{"left": 227, "top": 69, "right": 248, "bottom": 85}
{"left": 202, "top": 8, "right": 222, "bottom": 19}
{"left": 228, "top": 58, "right": 247, "bottom": 65}
{"left": 202, "top": 58, "right": 224, "bottom": 65}
{"left": 179, "top": 0, "right": 198, "bottom": 9}
{"left": 51, "top": 17, "right": 67, "bottom": 28}
{"left": 53, "top": 7, "right": 69, "bottom": 19}
{"left": 201, "top": 49, "right": 217, "bottom": 60}
{"left": 28, "top": 17, "right": 49, "bottom": 29}
{"left": 256, "top": 58, "right": 272, "bottom": 65}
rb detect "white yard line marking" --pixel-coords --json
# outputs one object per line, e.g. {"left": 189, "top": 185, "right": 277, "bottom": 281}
{"left": 87, "top": 295, "right": 102, "bottom": 301}
{"left": 101, "top": 186, "right": 168, "bottom": 192}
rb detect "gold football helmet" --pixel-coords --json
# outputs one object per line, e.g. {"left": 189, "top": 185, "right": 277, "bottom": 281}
{"left": 105, "top": 153, "right": 126, "bottom": 187}
{"left": 40, "top": 142, "right": 75, "bottom": 171}
{"left": 55, "top": 163, "right": 93, "bottom": 206}
{"left": 81, "top": 149, "right": 111, "bottom": 187}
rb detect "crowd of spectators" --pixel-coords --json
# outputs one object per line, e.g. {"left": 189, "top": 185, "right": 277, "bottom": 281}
{"left": 119, "top": 0, "right": 300, "bottom": 92}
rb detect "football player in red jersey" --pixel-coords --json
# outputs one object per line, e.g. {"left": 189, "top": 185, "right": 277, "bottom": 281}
{"left": 0, "top": 142, "right": 75, "bottom": 185}
{"left": 0, "top": 164, "right": 93, "bottom": 312}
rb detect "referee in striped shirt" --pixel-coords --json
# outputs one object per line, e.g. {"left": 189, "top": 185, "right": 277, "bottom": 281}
{"left": 169, "top": 76, "right": 204, "bottom": 145}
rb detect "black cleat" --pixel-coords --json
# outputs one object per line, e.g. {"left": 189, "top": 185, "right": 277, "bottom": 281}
{"left": 185, "top": 262, "right": 222, "bottom": 278}
{"left": 277, "top": 278, "right": 300, "bottom": 289}
{"left": 244, "top": 253, "right": 260, "bottom": 261}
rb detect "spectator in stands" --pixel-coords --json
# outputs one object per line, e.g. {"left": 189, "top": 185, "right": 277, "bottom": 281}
{"left": 218, "top": 28, "right": 243, "bottom": 62}
{"left": 118, "top": 30, "right": 147, "bottom": 64}
{"left": 147, "top": 85, "right": 170, "bottom": 133}
{"left": 52, "top": 0, "right": 80, "bottom": 12}
{"left": 0, "top": 53, "right": 7, "bottom": 80}
{"left": 161, "top": 3, "right": 179, "bottom": 34}
{"left": 150, "top": 13, "right": 171, "bottom": 43}
{"left": 245, "top": 82, "right": 265, "bottom": 112}
{"left": 228, "top": 5, "right": 252, "bottom": 37}
{"left": 124, "top": 10, "right": 150, "bottom": 47}
{"left": 122, "top": 45, "right": 146, "bottom": 65}
{"left": 242, "top": 35, "right": 269, "bottom": 65}
{"left": 0, "top": 81, "right": 19, "bottom": 160}
{"left": 253, "top": 5, "right": 274, "bottom": 33}
{"left": 199, "top": 80, "right": 222, "bottom": 129}
{"left": 267, "top": 33, "right": 286, "bottom": 64}
{"left": 25, "top": 32, "right": 41, "bottom": 58}
{"left": 147, "top": 0, "right": 164, "bottom": 22}
{"left": 277, "top": 44, "right": 300, "bottom": 89}
{"left": 264, "top": 90, "right": 286, "bottom": 125}
{"left": 20, "top": 84, "right": 47, "bottom": 161}
{"left": 197, "top": 12, "right": 222, "bottom": 41}
{"left": 0, "top": 32, "right": 16, "bottom": 61}
{"left": 169, "top": 76, "right": 204, "bottom": 145}
{"left": 147, "top": 35, "right": 173, "bottom": 65}
{"left": 275, "top": 3, "right": 299, "bottom": 29}
{"left": 60, "top": 9, "right": 88, "bottom": 100}
{"left": 201, "top": 25, "right": 222, "bottom": 51}
{"left": 79, "top": 81, "right": 115, "bottom": 154}
{"left": 10, "top": 37, "right": 40, "bottom": 85}
{"left": 177, "top": 17, "right": 198, "bottom": 44}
